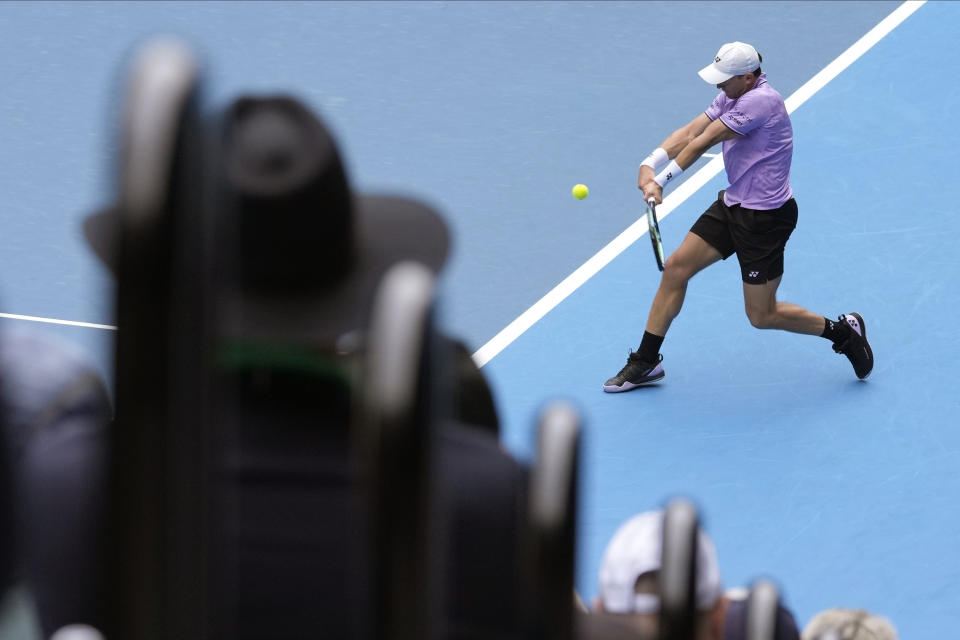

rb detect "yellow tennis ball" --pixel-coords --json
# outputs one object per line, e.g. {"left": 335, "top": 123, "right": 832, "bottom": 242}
{"left": 572, "top": 184, "right": 589, "bottom": 200}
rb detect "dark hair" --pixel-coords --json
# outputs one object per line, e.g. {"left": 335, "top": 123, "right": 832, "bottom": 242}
{"left": 753, "top": 52, "right": 762, "bottom": 75}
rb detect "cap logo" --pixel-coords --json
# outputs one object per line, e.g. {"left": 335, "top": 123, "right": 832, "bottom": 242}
{"left": 715, "top": 56, "right": 721, "bottom": 63}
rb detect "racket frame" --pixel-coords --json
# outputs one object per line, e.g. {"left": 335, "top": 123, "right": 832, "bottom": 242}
{"left": 646, "top": 197, "right": 665, "bottom": 271}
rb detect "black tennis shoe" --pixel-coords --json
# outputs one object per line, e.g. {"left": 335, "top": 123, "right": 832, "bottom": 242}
{"left": 603, "top": 352, "right": 665, "bottom": 393}
{"left": 833, "top": 312, "right": 873, "bottom": 379}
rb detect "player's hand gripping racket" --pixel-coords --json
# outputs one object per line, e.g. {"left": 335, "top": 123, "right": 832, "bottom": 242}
{"left": 646, "top": 197, "right": 665, "bottom": 271}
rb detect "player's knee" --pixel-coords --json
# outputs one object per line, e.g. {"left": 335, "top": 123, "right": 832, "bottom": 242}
{"left": 746, "top": 307, "right": 775, "bottom": 329}
{"left": 662, "top": 255, "right": 693, "bottom": 284}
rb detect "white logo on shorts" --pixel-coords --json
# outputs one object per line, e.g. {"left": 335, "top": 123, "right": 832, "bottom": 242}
{"left": 748, "top": 271, "right": 759, "bottom": 278}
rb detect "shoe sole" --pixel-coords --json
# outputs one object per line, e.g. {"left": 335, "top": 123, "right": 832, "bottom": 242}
{"left": 848, "top": 312, "right": 873, "bottom": 380}
{"left": 602, "top": 372, "right": 665, "bottom": 393}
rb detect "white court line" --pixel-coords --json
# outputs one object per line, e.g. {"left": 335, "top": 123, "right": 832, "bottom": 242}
{"left": 0, "top": 312, "right": 116, "bottom": 331}
{"left": 472, "top": 0, "right": 926, "bottom": 368}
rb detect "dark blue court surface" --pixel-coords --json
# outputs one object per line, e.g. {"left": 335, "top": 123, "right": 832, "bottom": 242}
{"left": 1, "top": 1, "right": 955, "bottom": 637}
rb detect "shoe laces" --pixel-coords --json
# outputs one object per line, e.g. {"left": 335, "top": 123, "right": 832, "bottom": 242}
{"left": 615, "top": 353, "right": 635, "bottom": 377}
{"left": 619, "top": 351, "right": 662, "bottom": 374}
{"left": 832, "top": 315, "right": 854, "bottom": 354}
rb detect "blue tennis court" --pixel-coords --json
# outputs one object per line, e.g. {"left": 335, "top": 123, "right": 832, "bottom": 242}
{"left": 1, "top": 1, "right": 957, "bottom": 637}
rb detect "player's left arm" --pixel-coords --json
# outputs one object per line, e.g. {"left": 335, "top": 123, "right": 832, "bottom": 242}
{"left": 642, "top": 118, "right": 739, "bottom": 203}
{"left": 674, "top": 117, "right": 739, "bottom": 170}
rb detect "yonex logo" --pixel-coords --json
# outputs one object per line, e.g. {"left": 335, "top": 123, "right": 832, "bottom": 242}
{"left": 748, "top": 271, "right": 759, "bottom": 278}
{"left": 715, "top": 56, "right": 721, "bottom": 63}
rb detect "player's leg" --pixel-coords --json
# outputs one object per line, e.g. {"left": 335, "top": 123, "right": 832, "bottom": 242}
{"left": 602, "top": 196, "right": 732, "bottom": 393}
{"left": 742, "top": 276, "right": 825, "bottom": 334}
{"left": 733, "top": 200, "right": 873, "bottom": 378}
{"left": 636, "top": 198, "right": 734, "bottom": 359}
{"left": 741, "top": 276, "right": 873, "bottom": 378}
{"left": 645, "top": 231, "right": 723, "bottom": 335}
{"left": 732, "top": 198, "right": 823, "bottom": 333}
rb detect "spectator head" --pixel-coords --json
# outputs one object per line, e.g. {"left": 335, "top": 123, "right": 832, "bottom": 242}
{"left": 802, "top": 609, "right": 898, "bottom": 640}
{"left": 594, "top": 510, "right": 726, "bottom": 640}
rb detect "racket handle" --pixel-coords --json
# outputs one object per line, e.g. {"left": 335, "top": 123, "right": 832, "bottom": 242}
{"left": 647, "top": 197, "right": 657, "bottom": 209}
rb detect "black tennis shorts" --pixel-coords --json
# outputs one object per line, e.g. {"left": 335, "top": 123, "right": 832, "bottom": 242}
{"left": 690, "top": 190, "right": 798, "bottom": 284}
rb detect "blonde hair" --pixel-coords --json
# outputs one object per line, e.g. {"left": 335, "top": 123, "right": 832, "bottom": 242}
{"left": 802, "top": 609, "right": 898, "bottom": 640}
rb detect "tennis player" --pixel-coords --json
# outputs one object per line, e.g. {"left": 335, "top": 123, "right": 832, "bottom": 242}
{"left": 604, "top": 42, "right": 873, "bottom": 392}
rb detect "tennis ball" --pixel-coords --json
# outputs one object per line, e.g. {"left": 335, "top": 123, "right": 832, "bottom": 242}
{"left": 572, "top": 184, "right": 589, "bottom": 200}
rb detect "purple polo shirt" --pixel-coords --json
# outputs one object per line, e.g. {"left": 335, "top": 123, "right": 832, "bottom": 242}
{"left": 705, "top": 73, "right": 793, "bottom": 210}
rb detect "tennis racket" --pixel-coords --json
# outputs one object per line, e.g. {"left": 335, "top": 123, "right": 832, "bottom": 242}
{"left": 646, "top": 197, "right": 665, "bottom": 271}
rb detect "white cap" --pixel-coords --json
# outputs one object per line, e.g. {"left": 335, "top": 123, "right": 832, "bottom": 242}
{"left": 698, "top": 42, "right": 760, "bottom": 84}
{"left": 50, "top": 626, "right": 107, "bottom": 640}
{"left": 597, "top": 510, "right": 723, "bottom": 614}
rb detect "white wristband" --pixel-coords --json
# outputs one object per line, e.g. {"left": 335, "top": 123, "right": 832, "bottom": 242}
{"left": 654, "top": 159, "right": 683, "bottom": 188}
{"left": 640, "top": 147, "right": 669, "bottom": 172}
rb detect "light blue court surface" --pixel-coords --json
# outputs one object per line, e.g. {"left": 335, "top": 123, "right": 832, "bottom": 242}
{"left": 1, "top": 2, "right": 957, "bottom": 637}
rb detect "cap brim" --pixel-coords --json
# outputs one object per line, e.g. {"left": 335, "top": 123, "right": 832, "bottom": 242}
{"left": 85, "top": 193, "right": 450, "bottom": 344}
{"left": 227, "top": 193, "right": 448, "bottom": 344}
{"left": 698, "top": 63, "right": 734, "bottom": 85}
{"left": 357, "top": 194, "right": 448, "bottom": 277}
{"left": 83, "top": 207, "right": 118, "bottom": 270}
{"left": 83, "top": 194, "right": 447, "bottom": 273}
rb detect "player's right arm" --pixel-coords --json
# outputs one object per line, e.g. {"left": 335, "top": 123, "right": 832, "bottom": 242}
{"left": 638, "top": 113, "right": 712, "bottom": 189}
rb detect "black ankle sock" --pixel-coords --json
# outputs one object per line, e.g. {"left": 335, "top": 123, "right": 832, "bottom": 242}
{"left": 820, "top": 317, "right": 848, "bottom": 343}
{"left": 638, "top": 331, "right": 664, "bottom": 362}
